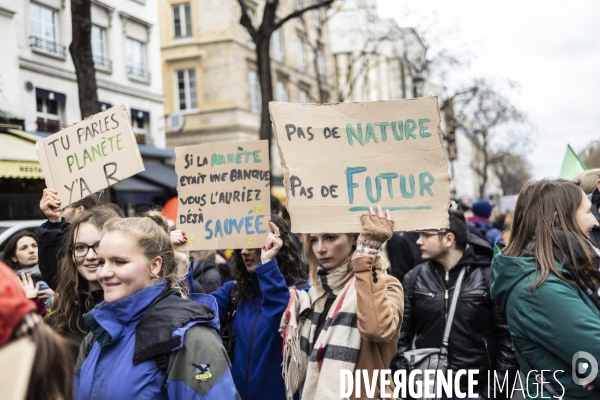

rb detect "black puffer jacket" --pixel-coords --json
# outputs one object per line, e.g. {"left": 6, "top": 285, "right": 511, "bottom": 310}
{"left": 390, "top": 245, "right": 518, "bottom": 399}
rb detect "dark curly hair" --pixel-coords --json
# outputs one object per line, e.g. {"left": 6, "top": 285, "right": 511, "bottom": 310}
{"left": 233, "top": 214, "right": 306, "bottom": 301}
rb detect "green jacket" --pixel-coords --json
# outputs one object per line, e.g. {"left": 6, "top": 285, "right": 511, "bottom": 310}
{"left": 490, "top": 245, "right": 600, "bottom": 399}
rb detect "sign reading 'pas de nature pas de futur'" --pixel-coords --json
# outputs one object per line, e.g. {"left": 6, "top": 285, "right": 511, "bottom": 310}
{"left": 270, "top": 97, "right": 451, "bottom": 233}
{"left": 36, "top": 105, "right": 144, "bottom": 208}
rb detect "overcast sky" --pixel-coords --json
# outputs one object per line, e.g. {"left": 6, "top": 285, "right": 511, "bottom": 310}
{"left": 378, "top": 0, "right": 600, "bottom": 179}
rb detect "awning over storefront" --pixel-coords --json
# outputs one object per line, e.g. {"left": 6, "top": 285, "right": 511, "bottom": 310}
{"left": 138, "top": 161, "right": 177, "bottom": 189}
{"left": 0, "top": 130, "right": 44, "bottom": 179}
{"left": 0, "top": 160, "right": 44, "bottom": 179}
{"left": 112, "top": 176, "right": 165, "bottom": 204}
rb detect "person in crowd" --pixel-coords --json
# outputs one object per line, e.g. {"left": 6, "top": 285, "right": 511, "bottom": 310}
{"left": 210, "top": 214, "right": 307, "bottom": 400}
{"left": 74, "top": 212, "right": 237, "bottom": 399}
{"left": 280, "top": 205, "right": 403, "bottom": 400}
{"left": 391, "top": 209, "right": 518, "bottom": 400}
{"left": 38, "top": 189, "right": 101, "bottom": 289}
{"left": 573, "top": 169, "right": 600, "bottom": 247}
{"left": 104, "top": 202, "right": 126, "bottom": 217}
{"left": 573, "top": 168, "right": 600, "bottom": 195}
{"left": 387, "top": 231, "right": 422, "bottom": 283}
{"left": 0, "top": 261, "right": 74, "bottom": 400}
{"left": 491, "top": 179, "right": 600, "bottom": 398}
{"left": 271, "top": 194, "right": 307, "bottom": 272}
{"left": 468, "top": 199, "right": 503, "bottom": 245}
{"left": 501, "top": 210, "right": 514, "bottom": 245}
{"left": 3, "top": 232, "right": 54, "bottom": 300}
{"left": 19, "top": 272, "right": 48, "bottom": 316}
{"left": 3, "top": 233, "right": 41, "bottom": 283}
{"left": 44, "top": 206, "right": 120, "bottom": 353}
{"left": 191, "top": 250, "right": 234, "bottom": 293}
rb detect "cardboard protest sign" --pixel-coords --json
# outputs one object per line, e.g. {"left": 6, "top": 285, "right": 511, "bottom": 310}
{"left": 270, "top": 97, "right": 450, "bottom": 233}
{"left": 175, "top": 140, "right": 271, "bottom": 250}
{"left": 36, "top": 105, "right": 144, "bottom": 207}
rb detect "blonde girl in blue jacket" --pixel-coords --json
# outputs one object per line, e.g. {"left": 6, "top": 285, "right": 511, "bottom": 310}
{"left": 74, "top": 212, "right": 238, "bottom": 400}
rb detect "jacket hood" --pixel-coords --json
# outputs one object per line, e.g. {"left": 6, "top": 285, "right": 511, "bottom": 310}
{"left": 490, "top": 245, "right": 537, "bottom": 310}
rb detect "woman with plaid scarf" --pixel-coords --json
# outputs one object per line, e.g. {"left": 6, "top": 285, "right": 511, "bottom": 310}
{"left": 280, "top": 205, "right": 404, "bottom": 400}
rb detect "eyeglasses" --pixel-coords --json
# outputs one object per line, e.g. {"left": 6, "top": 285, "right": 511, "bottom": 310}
{"left": 418, "top": 231, "right": 448, "bottom": 239}
{"left": 71, "top": 243, "right": 100, "bottom": 258}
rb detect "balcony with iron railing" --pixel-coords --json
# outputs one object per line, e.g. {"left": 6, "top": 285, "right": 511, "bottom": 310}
{"left": 30, "top": 35, "right": 66, "bottom": 59}
{"left": 93, "top": 54, "right": 113, "bottom": 73}
{"left": 127, "top": 65, "right": 151, "bottom": 83}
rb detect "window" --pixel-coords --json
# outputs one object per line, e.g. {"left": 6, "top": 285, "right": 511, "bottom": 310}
{"left": 277, "top": 81, "right": 288, "bottom": 102}
{"left": 299, "top": 89, "right": 309, "bottom": 104}
{"left": 30, "top": 3, "right": 64, "bottom": 56}
{"left": 91, "top": 25, "right": 111, "bottom": 70}
{"left": 296, "top": 36, "right": 305, "bottom": 72}
{"left": 131, "top": 109, "right": 150, "bottom": 144}
{"left": 176, "top": 68, "right": 198, "bottom": 111}
{"left": 316, "top": 47, "right": 325, "bottom": 77}
{"left": 248, "top": 70, "right": 261, "bottom": 114}
{"left": 272, "top": 29, "right": 284, "bottom": 62}
{"left": 173, "top": 3, "right": 192, "bottom": 37}
{"left": 35, "top": 89, "right": 65, "bottom": 133}
{"left": 126, "top": 38, "right": 149, "bottom": 80}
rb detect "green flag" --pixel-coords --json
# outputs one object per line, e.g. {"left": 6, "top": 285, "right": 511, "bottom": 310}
{"left": 560, "top": 144, "right": 587, "bottom": 179}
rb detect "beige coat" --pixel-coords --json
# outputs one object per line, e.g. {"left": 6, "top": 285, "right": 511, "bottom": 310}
{"left": 353, "top": 255, "right": 404, "bottom": 400}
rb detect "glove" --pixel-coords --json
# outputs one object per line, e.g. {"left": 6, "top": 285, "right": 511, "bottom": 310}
{"left": 359, "top": 213, "right": 394, "bottom": 244}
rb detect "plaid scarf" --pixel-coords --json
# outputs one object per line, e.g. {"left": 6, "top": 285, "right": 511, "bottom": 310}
{"left": 281, "top": 259, "right": 362, "bottom": 400}
{"left": 553, "top": 229, "right": 600, "bottom": 310}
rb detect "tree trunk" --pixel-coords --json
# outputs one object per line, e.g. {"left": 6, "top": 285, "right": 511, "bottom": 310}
{"left": 70, "top": 0, "right": 98, "bottom": 119}
{"left": 256, "top": 37, "right": 274, "bottom": 180}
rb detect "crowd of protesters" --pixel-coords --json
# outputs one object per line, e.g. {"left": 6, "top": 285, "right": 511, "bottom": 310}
{"left": 3, "top": 172, "right": 600, "bottom": 399}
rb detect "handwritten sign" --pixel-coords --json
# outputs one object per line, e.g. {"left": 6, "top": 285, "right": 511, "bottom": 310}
{"left": 174, "top": 140, "right": 271, "bottom": 250}
{"left": 36, "top": 105, "right": 144, "bottom": 207}
{"left": 270, "top": 97, "right": 450, "bottom": 233}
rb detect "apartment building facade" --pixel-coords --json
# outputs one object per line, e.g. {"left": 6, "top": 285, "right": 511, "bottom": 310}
{"left": 158, "top": 0, "right": 338, "bottom": 170}
{"left": 0, "top": 0, "right": 165, "bottom": 147}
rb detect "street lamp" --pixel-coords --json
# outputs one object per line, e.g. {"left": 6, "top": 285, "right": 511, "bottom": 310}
{"left": 412, "top": 73, "right": 425, "bottom": 98}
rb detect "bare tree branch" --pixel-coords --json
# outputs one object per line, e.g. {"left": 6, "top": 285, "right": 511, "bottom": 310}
{"left": 273, "top": 0, "right": 335, "bottom": 31}
{"left": 236, "top": 0, "right": 257, "bottom": 37}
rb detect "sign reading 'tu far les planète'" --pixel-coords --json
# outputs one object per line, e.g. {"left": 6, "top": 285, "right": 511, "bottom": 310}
{"left": 36, "top": 105, "right": 144, "bottom": 208}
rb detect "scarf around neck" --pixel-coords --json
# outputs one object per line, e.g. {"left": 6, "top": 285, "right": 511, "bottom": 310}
{"left": 280, "top": 258, "right": 361, "bottom": 400}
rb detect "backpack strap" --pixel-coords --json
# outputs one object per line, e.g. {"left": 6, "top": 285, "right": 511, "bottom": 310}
{"left": 157, "top": 352, "right": 175, "bottom": 391}
{"left": 406, "top": 263, "right": 425, "bottom": 300}
{"left": 229, "top": 281, "right": 239, "bottom": 314}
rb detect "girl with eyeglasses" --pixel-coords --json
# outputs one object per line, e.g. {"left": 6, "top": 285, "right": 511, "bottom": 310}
{"left": 45, "top": 206, "right": 120, "bottom": 356}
